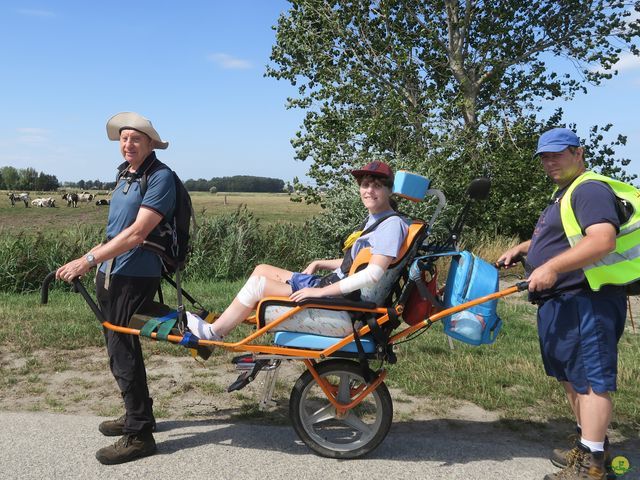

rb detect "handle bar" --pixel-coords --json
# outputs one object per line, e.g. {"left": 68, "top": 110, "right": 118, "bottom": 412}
{"left": 496, "top": 254, "right": 526, "bottom": 270}
{"left": 40, "top": 270, "right": 107, "bottom": 325}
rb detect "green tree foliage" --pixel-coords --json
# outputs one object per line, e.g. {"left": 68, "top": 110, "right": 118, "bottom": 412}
{"left": 0, "top": 166, "right": 59, "bottom": 191}
{"left": 267, "top": 0, "right": 639, "bottom": 237}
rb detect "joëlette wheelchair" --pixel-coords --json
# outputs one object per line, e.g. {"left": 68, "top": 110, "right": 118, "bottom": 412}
{"left": 41, "top": 173, "right": 527, "bottom": 459}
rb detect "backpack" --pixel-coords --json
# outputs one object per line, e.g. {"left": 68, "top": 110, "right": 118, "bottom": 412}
{"left": 116, "top": 159, "right": 197, "bottom": 274}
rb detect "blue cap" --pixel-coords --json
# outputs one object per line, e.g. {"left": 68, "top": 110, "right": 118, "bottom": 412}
{"left": 535, "top": 128, "right": 580, "bottom": 156}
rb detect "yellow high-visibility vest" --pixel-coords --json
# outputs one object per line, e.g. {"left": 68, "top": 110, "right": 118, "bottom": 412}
{"left": 557, "top": 171, "right": 640, "bottom": 290}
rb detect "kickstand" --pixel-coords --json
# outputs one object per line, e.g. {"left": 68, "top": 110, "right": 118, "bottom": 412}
{"left": 258, "top": 365, "right": 280, "bottom": 411}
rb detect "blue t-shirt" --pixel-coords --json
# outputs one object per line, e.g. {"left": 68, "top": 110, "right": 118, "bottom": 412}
{"left": 335, "top": 211, "right": 410, "bottom": 278}
{"left": 101, "top": 159, "right": 176, "bottom": 277}
{"left": 527, "top": 180, "right": 621, "bottom": 298}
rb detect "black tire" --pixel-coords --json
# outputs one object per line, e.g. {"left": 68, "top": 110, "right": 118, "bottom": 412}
{"left": 289, "top": 359, "right": 393, "bottom": 459}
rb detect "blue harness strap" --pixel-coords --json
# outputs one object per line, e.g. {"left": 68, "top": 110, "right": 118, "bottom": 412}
{"left": 178, "top": 331, "right": 200, "bottom": 349}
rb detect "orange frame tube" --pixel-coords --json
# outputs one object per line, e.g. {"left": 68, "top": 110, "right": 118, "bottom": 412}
{"left": 101, "top": 285, "right": 522, "bottom": 413}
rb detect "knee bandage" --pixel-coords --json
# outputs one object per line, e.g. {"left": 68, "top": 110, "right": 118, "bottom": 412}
{"left": 339, "top": 264, "right": 384, "bottom": 295}
{"left": 236, "top": 275, "right": 266, "bottom": 307}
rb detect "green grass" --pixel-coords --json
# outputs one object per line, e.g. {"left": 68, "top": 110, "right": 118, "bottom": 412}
{"left": 387, "top": 301, "right": 640, "bottom": 434}
{"left": 0, "top": 190, "right": 320, "bottom": 235}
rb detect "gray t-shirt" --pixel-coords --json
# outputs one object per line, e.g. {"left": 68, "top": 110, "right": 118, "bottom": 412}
{"left": 335, "top": 211, "right": 410, "bottom": 278}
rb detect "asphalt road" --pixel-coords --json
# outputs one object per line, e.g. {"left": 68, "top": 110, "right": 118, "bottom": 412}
{"left": 2, "top": 411, "right": 638, "bottom": 480}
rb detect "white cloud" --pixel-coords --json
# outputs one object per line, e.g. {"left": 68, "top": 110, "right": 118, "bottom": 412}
{"left": 614, "top": 52, "right": 640, "bottom": 72}
{"left": 207, "top": 53, "right": 252, "bottom": 70}
{"left": 16, "top": 9, "right": 55, "bottom": 17}
{"left": 590, "top": 52, "right": 640, "bottom": 73}
{"left": 15, "top": 128, "right": 50, "bottom": 144}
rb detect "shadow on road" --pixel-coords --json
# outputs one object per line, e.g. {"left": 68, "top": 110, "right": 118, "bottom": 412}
{"left": 153, "top": 415, "right": 640, "bottom": 467}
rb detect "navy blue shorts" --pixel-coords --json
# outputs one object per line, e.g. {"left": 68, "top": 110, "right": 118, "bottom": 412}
{"left": 537, "top": 290, "right": 626, "bottom": 394}
{"left": 288, "top": 273, "right": 323, "bottom": 292}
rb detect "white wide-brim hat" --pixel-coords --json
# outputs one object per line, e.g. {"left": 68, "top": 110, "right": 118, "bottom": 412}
{"left": 106, "top": 112, "right": 169, "bottom": 150}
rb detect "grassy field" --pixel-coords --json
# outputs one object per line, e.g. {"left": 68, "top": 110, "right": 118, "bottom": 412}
{"left": 0, "top": 190, "right": 321, "bottom": 234}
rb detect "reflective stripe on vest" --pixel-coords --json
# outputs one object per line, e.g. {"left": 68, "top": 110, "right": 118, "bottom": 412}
{"left": 557, "top": 171, "right": 640, "bottom": 290}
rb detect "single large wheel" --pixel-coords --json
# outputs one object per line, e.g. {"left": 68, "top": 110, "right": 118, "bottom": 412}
{"left": 289, "top": 359, "right": 393, "bottom": 459}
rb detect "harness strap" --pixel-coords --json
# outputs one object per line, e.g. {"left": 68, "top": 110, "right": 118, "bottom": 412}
{"left": 350, "top": 318, "right": 374, "bottom": 383}
{"left": 139, "top": 311, "right": 179, "bottom": 339}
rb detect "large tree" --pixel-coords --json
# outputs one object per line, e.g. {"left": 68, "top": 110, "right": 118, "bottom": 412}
{"left": 268, "top": 0, "right": 639, "bottom": 236}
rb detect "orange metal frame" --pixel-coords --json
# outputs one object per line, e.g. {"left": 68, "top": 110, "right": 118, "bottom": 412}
{"left": 101, "top": 284, "right": 522, "bottom": 414}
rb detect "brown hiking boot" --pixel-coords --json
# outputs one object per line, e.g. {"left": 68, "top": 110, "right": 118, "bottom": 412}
{"left": 544, "top": 444, "right": 606, "bottom": 480}
{"left": 98, "top": 414, "right": 126, "bottom": 437}
{"left": 550, "top": 435, "right": 613, "bottom": 477}
{"left": 95, "top": 431, "right": 157, "bottom": 465}
{"left": 98, "top": 414, "right": 157, "bottom": 437}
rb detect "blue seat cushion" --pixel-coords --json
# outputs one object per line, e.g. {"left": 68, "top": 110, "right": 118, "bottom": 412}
{"left": 273, "top": 331, "right": 376, "bottom": 354}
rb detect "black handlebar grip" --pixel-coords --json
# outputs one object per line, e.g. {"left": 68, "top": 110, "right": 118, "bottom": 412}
{"left": 40, "top": 271, "right": 57, "bottom": 304}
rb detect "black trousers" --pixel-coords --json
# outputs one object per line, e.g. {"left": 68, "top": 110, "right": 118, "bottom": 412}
{"left": 96, "top": 271, "right": 160, "bottom": 434}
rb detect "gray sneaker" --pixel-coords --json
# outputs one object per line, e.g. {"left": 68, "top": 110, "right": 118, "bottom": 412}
{"left": 95, "top": 432, "right": 157, "bottom": 465}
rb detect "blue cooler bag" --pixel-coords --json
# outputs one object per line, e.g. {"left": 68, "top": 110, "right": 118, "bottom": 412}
{"left": 442, "top": 251, "right": 502, "bottom": 346}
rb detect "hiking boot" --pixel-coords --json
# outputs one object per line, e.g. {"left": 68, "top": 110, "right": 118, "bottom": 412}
{"left": 98, "top": 414, "right": 126, "bottom": 437}
{"left": 95, "top": 431, "right": 157, "bottom": 465}
{"left": 551, "top": 434, "right": 613, "bottom": 474}
{"left": 544, "top": 443, "right": 606, "bottom": 480}
{"left": 98, "top": 414, "right": 156, "bottom": 437}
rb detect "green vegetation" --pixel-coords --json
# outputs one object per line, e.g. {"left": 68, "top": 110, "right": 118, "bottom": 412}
{"left": 0, "top": 192, "right": 322, "bottom": 293}
{"left": 268, "top": 2, "right": 638, "bottom": 237}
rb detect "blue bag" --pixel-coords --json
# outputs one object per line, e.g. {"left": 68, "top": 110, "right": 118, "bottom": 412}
{"left": 441, "top": 251, "right": 502, "bottom": 346}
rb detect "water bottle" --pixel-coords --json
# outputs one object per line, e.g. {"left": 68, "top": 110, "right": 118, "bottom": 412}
{"left": 450, "top": 311, "right": 485, "bottom": 342}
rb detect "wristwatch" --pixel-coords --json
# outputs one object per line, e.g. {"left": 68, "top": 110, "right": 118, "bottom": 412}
{"left": 85, "top": 253, "right": 97, "bottom": 267}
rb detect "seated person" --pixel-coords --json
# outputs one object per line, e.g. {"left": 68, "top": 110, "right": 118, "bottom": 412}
{"left": 188, "top": 161, "right": 410, "bottom": 341}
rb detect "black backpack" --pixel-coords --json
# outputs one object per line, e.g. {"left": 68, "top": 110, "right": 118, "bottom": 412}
{"left": 116, "top": 158, "right": 196, "bottom": 274}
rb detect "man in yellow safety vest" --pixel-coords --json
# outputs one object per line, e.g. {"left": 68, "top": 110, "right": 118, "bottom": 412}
{"left": 498, "top": 127, "right": 633, "bottom": 480}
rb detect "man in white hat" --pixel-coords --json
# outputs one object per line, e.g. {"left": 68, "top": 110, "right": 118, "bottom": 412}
{"left": 57, "top": 112, "right": 176, "bottom": 464}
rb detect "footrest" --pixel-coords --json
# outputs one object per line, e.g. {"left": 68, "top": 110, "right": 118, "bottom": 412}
{"left": 273, "top": 331, "right": 376, "bottom": 354}
{"left": 129, "top": 302, "right": 213, "bottom": 361}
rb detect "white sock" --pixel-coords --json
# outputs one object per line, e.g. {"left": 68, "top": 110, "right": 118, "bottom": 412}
{"left": 186, "top": 311, "right": 223, "bottom": 341}
{"left": 580, "top": 438, "right": 605, "bottom": 452}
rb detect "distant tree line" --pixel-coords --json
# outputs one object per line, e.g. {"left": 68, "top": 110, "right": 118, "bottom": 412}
{"left": 184, "top": 175, "right": 286, "bottom": 193}
{"left": 0, "top": 166, "right": 59, "bottom": 191}
{"left": 62, "top": 179, "right": 117, "bottom": 191}
{"left": 1, "top": 167, "right": 287, "bottom": 195}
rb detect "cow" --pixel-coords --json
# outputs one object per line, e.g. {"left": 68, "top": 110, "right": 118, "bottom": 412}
{"left": 8, "top": 192, "right": 30, "bottom": 207}
{"left": 32, "top": 197, "right": 56, "bottom": 208}
{"left": 62, "top": 193, "right": 79, "bottom": 207}
{"left": 95, "top": 199, "right": 110, "bottom": 206}
{"left": 78, "top": 192, "right": 94, "bottom": 203}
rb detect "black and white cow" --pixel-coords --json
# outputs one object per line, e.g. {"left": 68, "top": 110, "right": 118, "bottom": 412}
{"left": 8, "top": 192, "right": 30, "bottom": 207}
{"left": 62, "top": 193, "right": 79, "bottom": 207}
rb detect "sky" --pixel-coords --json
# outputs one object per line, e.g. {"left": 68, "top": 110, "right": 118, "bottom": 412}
{"left": 0, "top": 2, "right": 638, "bottom": 184}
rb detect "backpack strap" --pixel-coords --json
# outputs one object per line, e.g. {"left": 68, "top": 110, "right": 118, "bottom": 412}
{"left": 339, "top": 212, "right": 405, "bottom": 276}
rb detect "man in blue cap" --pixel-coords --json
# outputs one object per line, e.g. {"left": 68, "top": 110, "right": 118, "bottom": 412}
{"left": 498, "top": 128, "right": 630, "bottom": 480}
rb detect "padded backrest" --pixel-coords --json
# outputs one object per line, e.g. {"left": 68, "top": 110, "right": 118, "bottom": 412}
{"left": 351, "top": 221, "right": 426, "bottom": 305}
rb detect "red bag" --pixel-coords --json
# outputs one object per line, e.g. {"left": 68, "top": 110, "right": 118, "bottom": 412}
{"left": 402, "top": 270, "right": 439, "bottom": 326}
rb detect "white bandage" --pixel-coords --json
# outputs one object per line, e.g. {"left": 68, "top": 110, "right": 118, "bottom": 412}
{"left": 236, "top": 275, "right": 266, "bottom": 307}
{"left": 339, "top": 264, "right": 384, "bottom": 295}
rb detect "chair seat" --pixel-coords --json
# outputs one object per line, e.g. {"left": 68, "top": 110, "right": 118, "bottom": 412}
{"left": 273, "top": 331, "right": 376, "bottom": 354}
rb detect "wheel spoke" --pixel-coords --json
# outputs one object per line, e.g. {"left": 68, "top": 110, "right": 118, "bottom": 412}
{"left": 336, "top": 373, "right": 353, "bottom": 403}
{"left": 303, "top": 403, "right": 335, "bottom": 428}
{"left": 341, "top": 410, "right": 373, "bottom": 436}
